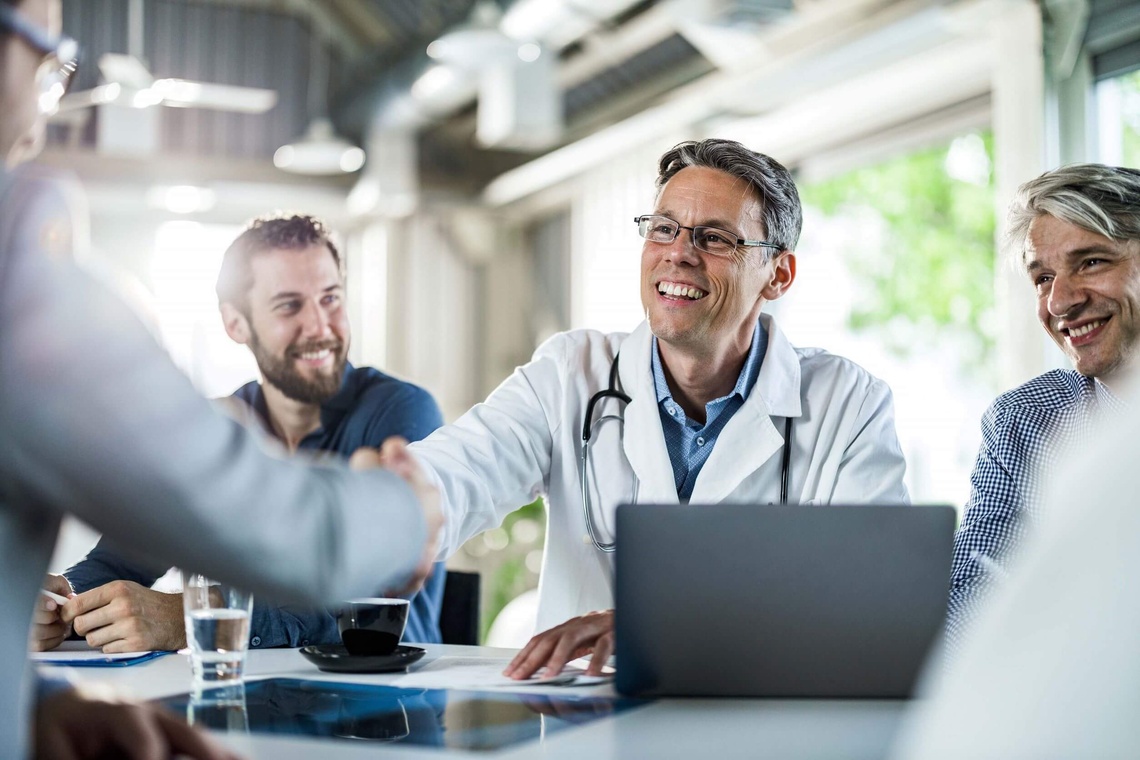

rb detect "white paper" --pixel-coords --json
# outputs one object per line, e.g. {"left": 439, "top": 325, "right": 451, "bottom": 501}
{"left": 32, "top": 641, "right": 154, "bottom": 662}
{"left": 390, "top": 656, "right": 612, "bottom": 690}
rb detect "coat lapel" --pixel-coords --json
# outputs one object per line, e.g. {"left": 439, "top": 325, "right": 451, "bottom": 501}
{"left": 618, "top": 322, "right": 680, "bottom": 505}
{"left": 690, "top": 314, "right": 803, "bottom": 503}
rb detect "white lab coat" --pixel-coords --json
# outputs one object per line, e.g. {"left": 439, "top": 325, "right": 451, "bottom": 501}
{"left": 411, "top": 314, "right": 909, "bottom": 634}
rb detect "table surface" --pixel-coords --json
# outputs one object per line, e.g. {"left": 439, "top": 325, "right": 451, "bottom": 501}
{"left": 52, "top": 645, "right": 908, "bottom": 759}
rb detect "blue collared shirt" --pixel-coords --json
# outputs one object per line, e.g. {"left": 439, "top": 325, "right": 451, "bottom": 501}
{"left": 65, "top": 363, "right": 447, "bottom": 647}
{"left": 947, "top": 369, "right": 1128, "bottom": 650}
{"left": 651, "top": 321, "right": 767, "bottom": 501}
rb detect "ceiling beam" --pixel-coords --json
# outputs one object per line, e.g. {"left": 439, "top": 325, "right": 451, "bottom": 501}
{"left": 320, "top": 0, "right": 399, "bottom": 50}
{"left": 182, "top": 0, "right": 371, "bottom": 61}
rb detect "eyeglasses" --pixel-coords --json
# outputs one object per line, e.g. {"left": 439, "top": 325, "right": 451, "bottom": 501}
{"left": 634, "top": 214, "right": 780, "bottom": 257}
{"left": 0, "top": 4, "right": 79, "bottom": 115}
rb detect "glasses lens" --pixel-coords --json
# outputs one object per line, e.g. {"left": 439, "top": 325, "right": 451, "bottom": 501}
{"left": 692, "top": 227, "right": 738, "bottom": 256}
{"left": 36, "top": 46, "right": 77, "bottom": 115}
{"left": 638, "top": 215, "right": 679, "bottom": 243}
{"left": 36, "top": 65, "right": 66, "bottom": 115}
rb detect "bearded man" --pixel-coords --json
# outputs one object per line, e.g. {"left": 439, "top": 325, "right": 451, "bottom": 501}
{"left": 34, "top": 214, "right": 446, "bottom": 653}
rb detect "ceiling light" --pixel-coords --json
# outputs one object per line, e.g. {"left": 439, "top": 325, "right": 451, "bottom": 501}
{"left": 274, "top": 118, "right": 366, "bottom": 175}
{"left": 275, "top": 37, "right": 365, "bottom": 175}
{"left": 426, "top": 0, "right": 514, "bottom": 68}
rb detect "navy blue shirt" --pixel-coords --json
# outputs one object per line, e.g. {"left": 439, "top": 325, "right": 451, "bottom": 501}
{"left": 65, "top": 363, "right": 447, "bottom": 648}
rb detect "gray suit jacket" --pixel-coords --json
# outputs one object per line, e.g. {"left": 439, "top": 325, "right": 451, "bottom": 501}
{"left": 0, "top": 167, "right": 426, "bottom": 758}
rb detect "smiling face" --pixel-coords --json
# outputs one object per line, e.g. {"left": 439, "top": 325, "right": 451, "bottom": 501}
{"left": 640, "top": 165, "right": 794, "bottom": 359}
{"left": 1027, "top": 214, "right": 1140, "bottom": 384}
{"left": 223, "top": 243, "right": 349, "bottom": 404}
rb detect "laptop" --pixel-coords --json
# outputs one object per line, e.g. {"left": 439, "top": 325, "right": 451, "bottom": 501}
{"left": 614, "top": 503, "right": 955, "bottom": 698}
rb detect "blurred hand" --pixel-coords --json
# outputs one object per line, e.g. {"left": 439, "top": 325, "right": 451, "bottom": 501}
{"left": 350, "top": 436, "right": 443, "bottom": 593}
{"left": 35, "top": 685, "right": 242, "bottom": 760}
{"left": 504, "top": 610, "right": 615, "bottom": 680}
{"left": 30, "top": 574, "right": 75, "bottom": 652}
{"left": 60, "top": 581, "right": 185, "bottom": 653}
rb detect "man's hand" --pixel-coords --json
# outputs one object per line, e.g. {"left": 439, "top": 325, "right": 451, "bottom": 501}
{"left": 30, "top": 574, "right": 76, "bottom": 652}
{"left": 60, "top": 581, "right": 186, "bottom": 652}
{"left": 503, "top": 610, "right": 615, "bottom": 680}
{"left": 35, "top": 685, "right": 241, "bottom": 760}
{"left": 350, "top": 436, "right": 443, "bottom": 593}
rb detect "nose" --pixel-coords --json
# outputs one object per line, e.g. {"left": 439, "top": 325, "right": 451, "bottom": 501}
{"left": 660, "top": 227, "right": 702, "bottom": 267}
{"left": 1046, "top": 273, "right": 1087, "bottom": 319}
{"left": 299, "top": 299, "right": 332, "bottom": 338}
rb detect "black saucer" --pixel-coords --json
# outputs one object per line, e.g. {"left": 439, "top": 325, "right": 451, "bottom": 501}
{"left": 299, "top": 643, "right": 426, "bottom": 674}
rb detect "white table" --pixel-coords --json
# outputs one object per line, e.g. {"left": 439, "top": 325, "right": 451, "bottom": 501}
{"left": 55, "top": 645, "right": 907, "bottom": 759}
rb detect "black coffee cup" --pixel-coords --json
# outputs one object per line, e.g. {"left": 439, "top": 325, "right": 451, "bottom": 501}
{"left": 337, "top": 598, "right": 409, "bottom": 656}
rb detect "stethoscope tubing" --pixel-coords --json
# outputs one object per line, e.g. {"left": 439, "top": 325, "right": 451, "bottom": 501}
{"left": 581, "top": 352, "right": 792, "bottom": 553}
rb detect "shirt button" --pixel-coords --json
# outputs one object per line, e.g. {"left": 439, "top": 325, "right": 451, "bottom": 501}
{"left": 697, "top": 437, "right": 706, "bottom": 446}
{"left": 301, "top": 639, "right": 310, "bottom": 647}
{"left": 250, "top": 636, "right": 262, "bottom": 648}
{"left": 583, "top": 534, "right": 592, "bottom": 544}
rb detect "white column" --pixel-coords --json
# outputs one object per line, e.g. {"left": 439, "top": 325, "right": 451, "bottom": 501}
{"left": 345, "top": 221, "right": 389, "bottom": 370}
{"left": 991, "top": 0, "right": 1052, "bottom": 390}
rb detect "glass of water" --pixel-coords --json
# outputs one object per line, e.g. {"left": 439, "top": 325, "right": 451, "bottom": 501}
{"left": 182, "top": 572, "right": 253, "bottom": 690}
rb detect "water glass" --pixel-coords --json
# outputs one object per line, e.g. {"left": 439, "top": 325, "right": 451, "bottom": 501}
{"left": 182, "top": 572, "right": 253, "bottom": 689}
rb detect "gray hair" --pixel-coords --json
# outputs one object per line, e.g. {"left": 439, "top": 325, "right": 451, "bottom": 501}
{"left": 656, "top": 139, "right": 803, "bottom": 252}
{"left": 1007, "top": 163, "right": 1140, "bottom": 269}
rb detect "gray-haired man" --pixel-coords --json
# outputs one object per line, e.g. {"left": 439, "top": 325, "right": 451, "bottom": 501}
{"left": 400, "top": 137, "right": 910, "bottom": 681}
{"left": 948, "top": 163, "right": 1140, "bottom": 645}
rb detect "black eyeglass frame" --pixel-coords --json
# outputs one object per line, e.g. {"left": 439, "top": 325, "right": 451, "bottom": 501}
{"left": 634, "top": 214, "right": 782, "bottom": 256}
{"left": 0, "top": 4, "right": 79, "bottom": 106}
{"left": 0, "top": 4, "right": 77, "bottom": 60}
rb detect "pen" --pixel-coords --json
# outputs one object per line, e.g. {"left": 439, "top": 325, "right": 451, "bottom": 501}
{"left": 40, "top": 588, "right": 69, "bottom": 605}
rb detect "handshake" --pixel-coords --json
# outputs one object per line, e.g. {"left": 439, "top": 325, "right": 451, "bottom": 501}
{"left": 347, "top": 437, "right": 445, "bottom": 592}
{"left": 32, "top": 437, "right": 443, "bottom": 655}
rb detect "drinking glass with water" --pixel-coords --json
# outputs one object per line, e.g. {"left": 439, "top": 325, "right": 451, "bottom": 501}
{"left": 182, "top": 572, "right": 253, "bottom": 689}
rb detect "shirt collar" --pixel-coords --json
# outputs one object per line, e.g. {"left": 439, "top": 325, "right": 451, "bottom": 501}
{"left": 651, "top": 320, "right": 766, "bottom": 408}
{"left": 250, "top": 362, "right": 356, "bottom": 444}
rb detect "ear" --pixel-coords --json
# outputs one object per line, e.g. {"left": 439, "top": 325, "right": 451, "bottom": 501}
{"left": 760, "top": 252, "right": 796, "bottom": 301}
{"left": 220, "top": 302, "right": 252, "bottom": 345}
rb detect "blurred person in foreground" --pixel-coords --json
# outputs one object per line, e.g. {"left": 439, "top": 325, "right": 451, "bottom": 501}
{"left": 947, "top": 164, "right": 1140, "bottom": 646}
{"left": 402, "top": 137, "right": 910, "bottom": 680}
{"left": 891, "top": 376, "right": 1140, "bottom": 759}
{"left": 33, "top": 214, "right": 448, "bottom": 654}
{"left": 0, "top": 2, "right": 439, "bottom": 758}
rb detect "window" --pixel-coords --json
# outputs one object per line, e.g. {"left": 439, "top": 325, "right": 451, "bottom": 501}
{"left": 1096, "top": 69, "right": 1140, "bottom": 166}
{"left": 785, "top": 132, "right": 998, "bottom": 506}
{"left": 150, "top": 221, "right": 257, "bottom": 397}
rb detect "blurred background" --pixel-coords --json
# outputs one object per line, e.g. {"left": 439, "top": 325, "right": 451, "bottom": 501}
{"left": 42, "top": 0, "right": 1140, "bottom": 644}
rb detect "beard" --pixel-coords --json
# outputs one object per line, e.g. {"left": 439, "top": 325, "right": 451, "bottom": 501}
{"left": 249, "top": 330, "right": 347, "bottom": 405}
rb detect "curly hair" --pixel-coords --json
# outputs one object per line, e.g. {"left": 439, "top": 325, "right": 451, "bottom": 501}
{"left": 216, "top": 213, "right": 342, "bottom": 308}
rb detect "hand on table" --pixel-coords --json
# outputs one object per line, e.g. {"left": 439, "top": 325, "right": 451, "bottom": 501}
{"left": 60, "top": 580, "right": 185, "bottom": 653}
{"left": 30, "top": 574, "right": 76, "bottom": 652}
{"left": 350, "top": 436, "right": 443, "bottom": 594}
{"left": 503, "top": 609, "right": 615, "bottom": 680}
{"left": 35, "top": 685, "right": 242, "bottom": 760}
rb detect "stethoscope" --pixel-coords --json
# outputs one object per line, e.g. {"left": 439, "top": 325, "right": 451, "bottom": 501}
{"left": 580, "top": 352, "right": 793, "bottom": 553}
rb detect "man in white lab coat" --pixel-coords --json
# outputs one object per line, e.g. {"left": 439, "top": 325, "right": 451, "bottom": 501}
{"left": 404, "top": 138, "right": 911, "bottom": 680}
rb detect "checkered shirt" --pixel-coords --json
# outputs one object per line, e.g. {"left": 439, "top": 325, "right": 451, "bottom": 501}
{"left": 947, "top": 369, "right": 1125, "bottom": 649}
{"left": 651, "top": 321, "right": 767, "bottom": 501}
